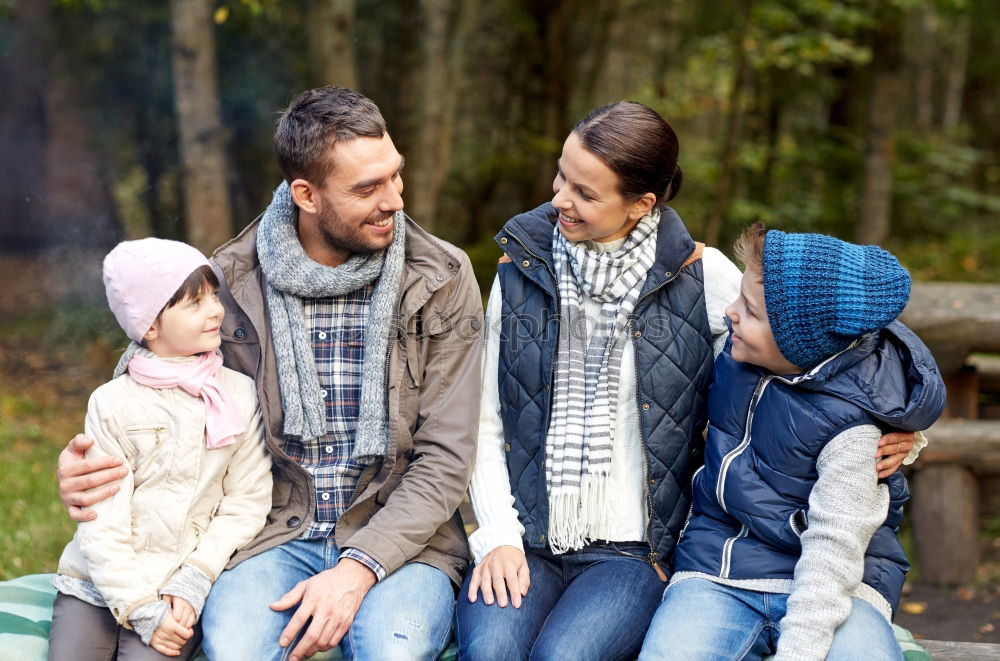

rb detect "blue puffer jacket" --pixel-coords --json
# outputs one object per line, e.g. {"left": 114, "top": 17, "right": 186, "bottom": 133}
{"left": 494, "top": 203, "right": 714, "bottom": 567}
{"left": 675, "top": 321, "right": 946, "bottom": 614}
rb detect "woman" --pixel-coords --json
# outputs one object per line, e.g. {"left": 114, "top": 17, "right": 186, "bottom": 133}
{"left": 455, "top": 101, "right": 916, "bottom": 661}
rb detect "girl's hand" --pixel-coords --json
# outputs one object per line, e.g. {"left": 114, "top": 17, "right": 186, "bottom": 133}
{"left": 467, "top": 545, "right": 530, "bottom": 608}
{"left": 876, "top": 431, "right": 915, "bottom": 478}
{"left": 163, "top": 594, "right": 197, "bottom": 628}
{"left": 149, "top": 609, "right": 193, "bottom": 657}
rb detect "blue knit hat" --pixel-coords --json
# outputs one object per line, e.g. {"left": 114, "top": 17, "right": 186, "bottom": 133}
{"left": 762, "top": 230, "right": 911, "bottom": 371}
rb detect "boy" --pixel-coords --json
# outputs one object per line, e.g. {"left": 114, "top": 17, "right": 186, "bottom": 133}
{"left": 638, "top": 224, "right": 945, "bottom": 661}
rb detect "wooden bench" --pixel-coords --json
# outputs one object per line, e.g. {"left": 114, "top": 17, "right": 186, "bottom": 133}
{"left": 920, "top": 639, "right": 1000, "bottom": 660}
{"left": 900, "top": 283, "right": 1000, "bottom": 587}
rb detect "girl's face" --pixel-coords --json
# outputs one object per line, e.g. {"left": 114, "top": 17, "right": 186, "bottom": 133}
{"left": 144, "top": 284, "right": 225, "bottom": 358}
{"left": 551, "top": 132, "right": 655, "bottom": 243}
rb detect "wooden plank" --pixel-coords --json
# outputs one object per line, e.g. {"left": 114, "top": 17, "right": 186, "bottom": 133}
{"left": 920, "top": 639, "right": 1000, "bottom": 660}
{"left": 910, "top": 465, "right": 980, "bottom": 586}
{"left": 900, "top": 283, "right": 1000, "bottom": 373}
{"left": 944, "top": 366, "right": 979, "bottom": 419}
{"left": 913, "top": 420, "right": 1000, "bottom": 471}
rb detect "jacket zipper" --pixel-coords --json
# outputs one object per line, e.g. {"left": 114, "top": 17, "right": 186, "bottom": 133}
{"left": 720, "top": 524, "right": 748, "bottom": 578}
{"left": 713, "top": 342, "right": 857, "bottom": 576}
{"left": 344, "top": 274, "right": 423, "bottom": 514}
{"left": 629, "top": 269, "right": 684, "bottom": 571}
{"left": 678, "top": 465, "right": 705, "bottom": 540}
{"left": 717, "top": 376, "right": 772, "bottom": 513}
{"left": 504, "top": 230, "right": 560, "bottom": 546}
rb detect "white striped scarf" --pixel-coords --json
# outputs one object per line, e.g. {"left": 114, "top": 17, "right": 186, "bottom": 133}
{"left": 546, "top": 208, "right": 660, "bottom": 553}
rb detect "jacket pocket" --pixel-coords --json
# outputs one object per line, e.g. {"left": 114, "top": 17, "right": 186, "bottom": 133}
{"left": 790, "top": 509, "right": 809, "bottom": 538}
{"left": 124, "top": 423, "right": 170, "bottom": 475}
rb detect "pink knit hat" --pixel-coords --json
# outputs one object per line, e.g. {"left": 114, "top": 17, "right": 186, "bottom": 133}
{"left": 103, "top": 238, "right": 211, "bottom": 342}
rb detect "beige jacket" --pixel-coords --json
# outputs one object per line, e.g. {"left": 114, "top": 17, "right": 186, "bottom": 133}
{"left": 212, "top": 216, "right": 483, "bottom": 584}
{"left": 56, "top": 362, "right": 272, "bottom": 624}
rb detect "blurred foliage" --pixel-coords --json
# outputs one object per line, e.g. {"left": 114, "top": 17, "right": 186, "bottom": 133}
{"left": 1, "top": 0, "right": 997, "bottom": 292}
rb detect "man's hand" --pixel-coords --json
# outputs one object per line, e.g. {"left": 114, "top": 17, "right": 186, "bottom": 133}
{"left": 149, "top": 607, "right": 194, "bottom": 657}
{"left": 270, "top": 557, "right": 377, "bottom": 661}
{"left": 57, "top": 434, "right": 128, "bottom": 522}
{"left": 876, "top": 431, "right": 915, "bottom": 479}
{"left": 467, "top": 545, "right": 530, "bottom": 608}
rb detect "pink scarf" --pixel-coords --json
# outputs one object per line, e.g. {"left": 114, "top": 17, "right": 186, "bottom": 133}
{"left": 127, "top": 351, "right": 244, "bottom": 449}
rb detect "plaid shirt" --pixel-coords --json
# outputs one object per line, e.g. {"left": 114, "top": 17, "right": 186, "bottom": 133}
{"left": 281, "top": 284, "right": 385, "bottom": 580}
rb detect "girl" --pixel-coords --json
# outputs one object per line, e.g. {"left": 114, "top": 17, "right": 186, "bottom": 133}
{"left": 48, "top": 238, "right": 272, "bottom": 660}
{"left": 454, "top": 101, "right": 917, "bottom": 660}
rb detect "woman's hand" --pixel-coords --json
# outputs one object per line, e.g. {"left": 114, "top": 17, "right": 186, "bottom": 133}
{"left": 876, "top": 431, "right": 915, "bottom": 479}
{"left": 467, "top": 545, "right": 530, "bottom": 608}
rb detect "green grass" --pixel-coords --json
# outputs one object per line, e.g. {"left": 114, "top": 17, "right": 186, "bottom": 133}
{"left": 0, "top": 302, "right": 121, "bottom": 580}
{"left": 0, "top": 395, "right": 79, "bottom": 579}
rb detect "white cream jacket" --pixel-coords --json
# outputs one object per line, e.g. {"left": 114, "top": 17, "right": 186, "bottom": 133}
{"left": 56, "top": 363, "right": 272, "bottom": 624}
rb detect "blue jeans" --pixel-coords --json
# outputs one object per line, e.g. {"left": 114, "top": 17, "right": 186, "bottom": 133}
{"left": 454, "top": 541, "right": 665, "bottom": 661}
{"left": 638, "top": 577, "right": 904, "bottom": 661}
{"left": 201, "top": 537, "right": 454, "bottom": 661}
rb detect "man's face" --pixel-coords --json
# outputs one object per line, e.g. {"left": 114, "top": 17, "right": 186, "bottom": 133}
{"left": 310, "top": 133, "right": 405, "bottom": 257}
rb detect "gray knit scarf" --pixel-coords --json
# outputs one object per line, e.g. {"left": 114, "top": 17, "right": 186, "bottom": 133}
{"left": 546, "top": 208, "right": 659, "bottom": 553}
{"left": 257, "top": 181, "right": 405, "bottom": 463}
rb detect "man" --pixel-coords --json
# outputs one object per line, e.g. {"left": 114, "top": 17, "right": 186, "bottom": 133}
{"left": 56, "top": 86, "right": 483, "bottom": 661}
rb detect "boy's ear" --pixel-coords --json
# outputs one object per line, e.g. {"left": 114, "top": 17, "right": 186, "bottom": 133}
{"left": 143, "top": 322, "right": 159, "bottom": 344}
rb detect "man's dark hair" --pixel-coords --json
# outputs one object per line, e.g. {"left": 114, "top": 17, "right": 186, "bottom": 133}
{"left": 274, "top": 86, "right": 387, "bottom": 185}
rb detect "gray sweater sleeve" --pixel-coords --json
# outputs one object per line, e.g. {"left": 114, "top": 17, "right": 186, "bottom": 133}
{"left": 160, "top": 564, "right": 213, "bottom": 619}
{"left": 129, "top": 600, "right": 170, "bottom": 645}
{"left": 774, "top": 424, "right": 890, "bottom": 661}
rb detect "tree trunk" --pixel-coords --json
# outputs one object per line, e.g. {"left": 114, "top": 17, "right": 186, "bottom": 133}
{"left": 533, "top": 0, "right": 570, "bottom": 202}
{"left": 0, "top": 0, "right": 48, "bottom": 249}
{"left": 170, "top": 0, "right": 233, "bottom": 254}
{"left": 907, "top": 6, "right": 936, "bottom": 131}
{"left": 857, "top": 3, "right": 903, "bottom": 246}
{"left": 404, "top": 0, "right": 472, "bottom": 232}
{"left": 941, "top": 14, "right": 971, "bottom": 133}
{"left": 305, "top": 0, "right": 358, "bottom": 89}
{"left": 703, "top": 0, "right": 754, "bottom": 247}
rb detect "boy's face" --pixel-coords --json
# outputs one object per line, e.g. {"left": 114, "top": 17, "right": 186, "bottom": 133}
{"left": 725, "top": 266, "right": 801, "bottom": 375}
{"left": 144, "top": 285, "right": 225, "bottom": 358}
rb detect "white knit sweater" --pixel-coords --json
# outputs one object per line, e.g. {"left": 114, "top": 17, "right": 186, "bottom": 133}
{"left": 468, "top": 244, "right": 742, "bottom": 562}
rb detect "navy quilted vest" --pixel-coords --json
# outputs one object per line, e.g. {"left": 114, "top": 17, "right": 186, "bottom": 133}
{"left": 676, "top": 322, "right": 946, "bottom": 615}
{"left": 494, "top": 203, "right": 714, "bottom": 565}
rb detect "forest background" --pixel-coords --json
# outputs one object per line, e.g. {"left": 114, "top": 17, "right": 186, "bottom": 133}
{"left": 1, "top": 0, "right": 998, "bottom": 644}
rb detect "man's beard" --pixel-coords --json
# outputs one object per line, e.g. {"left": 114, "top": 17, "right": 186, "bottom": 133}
{"left": 316, "top": 205, "right": 395, "bottom": 257}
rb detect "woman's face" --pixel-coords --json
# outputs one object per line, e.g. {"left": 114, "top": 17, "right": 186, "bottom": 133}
{"left": 551, "top": 132, "right": 654, "bottom": 243}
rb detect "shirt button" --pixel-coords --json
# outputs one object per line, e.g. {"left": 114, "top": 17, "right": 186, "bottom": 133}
{"left": 320, "top": 389, "right": 328, "bottom": 399}
{"left": 504, "top": 443, "right": 511, "bottom": 452}
{"left": 287, "top": 516, "right": 301, "bottom": 528}
{"left": 436, "top": 273, "right": 444, "bottom": 282}
{"left": 318, "top": 331, "right": 327, "bottom": 340}
{"left": 522, "top": 260, "right": 530, "bottom": 268}
{"left": 634, "top": 330, "right": 642, "bottom": 338}
{"left": 325, "top": 445, "right": 334, "bottom": 454}
{"left": 538, "top": 534, "right": 545, "bottom": 543}
{"left": 234, "top": 327, "right": 247, "bottom": 341}
{"left": 321, "top": 492, "right": 331, "bottom": 501}
{"left": 642, "top": 403, "right": 650, "bottom": 411}
{"left": 499, "top": 237, "right": 508, "bottom": 245}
